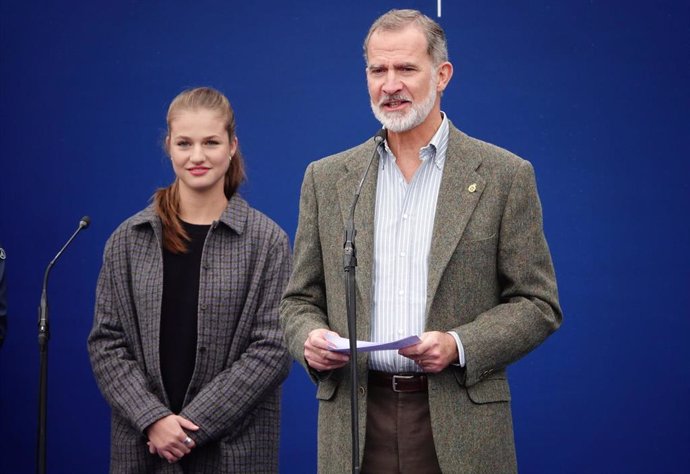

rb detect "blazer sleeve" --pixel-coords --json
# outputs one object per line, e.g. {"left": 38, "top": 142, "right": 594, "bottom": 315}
{"left": 280, "top": 163, "right": 334, "bottom": 376}
{"left": 88, "top": 237, "right": 172, "bottom": 433}
{"left": 179, "top": 232, "right": 292, "bottom": 446}
{"left": 455, "top": 160, "right": 562, "bottom": 386}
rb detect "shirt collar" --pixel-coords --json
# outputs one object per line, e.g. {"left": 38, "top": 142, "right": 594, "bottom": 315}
{"left": 379, "top": 112, "right": 450, "bottom": 170}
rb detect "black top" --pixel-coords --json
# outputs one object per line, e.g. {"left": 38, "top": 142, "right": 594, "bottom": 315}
{"left": 160, "top": 222, "right": 210, "bottom": 413}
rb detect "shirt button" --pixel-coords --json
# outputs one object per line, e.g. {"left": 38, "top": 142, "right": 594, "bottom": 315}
{"left": 400, "top": 251, "right": 406, "bottom": 257}
{"left": 402, "top": 214, "right": 408, "bottom": 219}
{"left": 398, "top": 290, "right": 404, "bottom": 295}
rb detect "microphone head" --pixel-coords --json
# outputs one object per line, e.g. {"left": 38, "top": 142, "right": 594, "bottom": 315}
{"left": 79, "top": 216, "right": 91, "bottom": 229}
{"left": 374, "top": 128, "right": 387, "bottom": 144}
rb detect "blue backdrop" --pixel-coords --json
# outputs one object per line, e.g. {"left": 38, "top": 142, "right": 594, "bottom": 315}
{"left": 1, "top": 1, "right": 688, "bottom": 472}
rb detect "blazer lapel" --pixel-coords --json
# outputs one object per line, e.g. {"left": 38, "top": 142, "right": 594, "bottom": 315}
{"left": 426, "top": 127, "right": 485, "bottom": 315}
{"left": 336, "top": 142, "right": 380, "bottom": 339}
{"left": 130, "top": 212, "right": 168, "bottom": 402}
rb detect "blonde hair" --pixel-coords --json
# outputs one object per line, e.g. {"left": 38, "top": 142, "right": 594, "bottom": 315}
{"left": 154, "top": 87, "right": 246, "bottom": 253}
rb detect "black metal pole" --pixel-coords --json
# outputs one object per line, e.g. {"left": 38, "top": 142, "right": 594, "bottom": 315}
{"left": 342, "top": 132, "right": 384, "bottom": 474}
{"left": 344, "top": 226, "right": 361, "bottom": 474}
{"left": 37, "top": 299, "right": 49, "bottom": 474}
{"left": 37, "top": 269, "right": 52, "bottom": 474}
{"left": 36, "top": 217, "right": 90, "bottom": 474}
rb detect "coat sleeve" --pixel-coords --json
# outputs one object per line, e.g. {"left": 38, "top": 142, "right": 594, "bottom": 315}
{"left": 279, "top": 163, "right": 334, "bottom": 376}
{"left": 179, "top": 232, "right": 292, "bottom": 446}
{"left": 88, "top": 236, "right": 172, "bottom": 433}
{"left": 455, "top": 160, "right": 562, "bottom": 386}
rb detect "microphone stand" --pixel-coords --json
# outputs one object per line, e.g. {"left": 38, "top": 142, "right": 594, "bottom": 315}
{"left": 36, "top": 217, "right": 90, "bottom": 474}
{"left": 343, "top": 132, "right": 384, "bottom": 474}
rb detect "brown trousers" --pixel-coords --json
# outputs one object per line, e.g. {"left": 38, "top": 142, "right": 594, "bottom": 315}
{"left": 361, "top": 376, "right": 442, "bottom": 474}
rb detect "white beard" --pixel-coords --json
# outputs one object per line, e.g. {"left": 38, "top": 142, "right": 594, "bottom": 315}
{"left": 370, "top": 77, "right": 438, "bottom": 133}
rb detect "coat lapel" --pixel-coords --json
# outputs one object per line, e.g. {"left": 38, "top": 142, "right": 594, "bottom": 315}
{"left": 129, "top": 209, "right": 168, "bottom": 403}
{"left": 426, "top": 127, "right": 485, "bottom": 316}
{"left": 336, "top": 142, "right": 380, "bottom": 339}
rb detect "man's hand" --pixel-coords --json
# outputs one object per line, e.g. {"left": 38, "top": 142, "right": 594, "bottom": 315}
{"left": 398, "top": 331, "right": 458, "bottom": 373}
{"left": 304, "top": 328, "right": 350, "bottom": 371}
{"left": 146, "top": 414, "right": 199, "bottom": 463}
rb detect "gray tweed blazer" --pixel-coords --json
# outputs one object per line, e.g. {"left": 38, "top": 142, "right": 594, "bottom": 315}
{"left": 89, "top": 195, "right": 291, "bottom": 473}
{"left": 280, "top": 123, "right": 562, "bottom": 474}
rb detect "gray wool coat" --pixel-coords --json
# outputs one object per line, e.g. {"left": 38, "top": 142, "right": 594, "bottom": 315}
{"left": 89, "top": 195, "right": 291, "bottom": 473}
{"left": 280, "top": 123, "right": 562, "bottom": 474}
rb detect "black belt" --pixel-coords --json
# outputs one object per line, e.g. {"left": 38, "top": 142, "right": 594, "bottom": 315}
{"left": 368, "top": 371, "right": 428, "bottom": 393}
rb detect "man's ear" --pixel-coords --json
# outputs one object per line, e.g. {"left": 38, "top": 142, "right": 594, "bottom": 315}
{"left": 437, "top": 61, "right": 454, "bottom": 92}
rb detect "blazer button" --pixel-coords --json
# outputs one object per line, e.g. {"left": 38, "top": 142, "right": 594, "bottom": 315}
{"left": 200, "top": 303, "right": 208, "bottom": 311}
{"left": 358, "top": 386, "right": 366, "bottom": 396}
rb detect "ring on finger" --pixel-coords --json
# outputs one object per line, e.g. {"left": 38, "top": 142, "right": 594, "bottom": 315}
{"left": 183, "top": 436, "right": 193, "bottom": 446}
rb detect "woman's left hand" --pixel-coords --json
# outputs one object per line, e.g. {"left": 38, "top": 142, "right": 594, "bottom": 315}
{"left": 146, "top": 414, "right": 199, "bottom": 463}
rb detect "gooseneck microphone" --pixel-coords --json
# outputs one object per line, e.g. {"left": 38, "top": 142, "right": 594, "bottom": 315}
{"left": 343, "top": 130, "right": 386, "bottom": 474}
{"left": 38, "top": 216, "right": 90, "bottom": 343}
{"left": 346, "top": 128, "right": 387, "bottom": 235}
{"left": 37, "top": 216, "right": 90, "bottom": 474}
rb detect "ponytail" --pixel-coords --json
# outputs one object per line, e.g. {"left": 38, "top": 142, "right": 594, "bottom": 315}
{"left": 154, "top": 180, "right": 189, "bottom": 253}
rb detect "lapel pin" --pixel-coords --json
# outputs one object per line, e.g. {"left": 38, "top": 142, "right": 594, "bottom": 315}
{"left": 468, "top": 183, "right": 477, "bottom": 193}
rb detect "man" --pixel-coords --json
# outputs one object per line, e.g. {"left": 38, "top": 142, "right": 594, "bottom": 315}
{"left": 281, "top": 9, "right": 561, "bottom": 473}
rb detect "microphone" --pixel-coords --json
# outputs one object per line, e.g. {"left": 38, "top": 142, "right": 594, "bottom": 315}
{"left": 36, "top": 215, "right": 90, "bottom": 474}
{"left": 347, "top": 129, "right": 387, "bottom": 226}
{"left": 38, "top": 216, "right": 91, "bottom": 344}
{"left": 345, "top": 129, "right": 386, "bottom": 244}
{"left": 79, "top": 216, "right": 91, "bottom": 230}
{"left": 342, "top": 130, "right": 385, "bottom": 474}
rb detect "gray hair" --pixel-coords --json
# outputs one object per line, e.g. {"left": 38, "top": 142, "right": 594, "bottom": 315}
{"left": 363, "top": 9, "right": 448, "bottom": 66}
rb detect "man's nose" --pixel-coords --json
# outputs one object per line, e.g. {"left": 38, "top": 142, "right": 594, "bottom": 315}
{"left": 382, "top": 71, "right": 403, "bottom": 95}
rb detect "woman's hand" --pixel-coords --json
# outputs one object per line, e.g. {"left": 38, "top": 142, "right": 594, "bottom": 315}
{"left": 146, "top": 414, "right": 199, "bottom": 463}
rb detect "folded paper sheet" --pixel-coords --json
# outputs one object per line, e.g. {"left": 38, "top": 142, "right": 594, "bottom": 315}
{"left": 326, "top": 333, "right": 421, "bottom": 353}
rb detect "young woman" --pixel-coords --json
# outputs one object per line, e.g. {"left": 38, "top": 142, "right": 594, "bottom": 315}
{"left": 89, "top": 87, "right": 291, "bottom": 473}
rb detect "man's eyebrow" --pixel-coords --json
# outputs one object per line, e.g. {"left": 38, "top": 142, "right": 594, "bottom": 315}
{"left": 394, "top": 62, "right": 419, "bottom": 70}
{"left": 367, "top": 62, "right": 419, "bottom": 71}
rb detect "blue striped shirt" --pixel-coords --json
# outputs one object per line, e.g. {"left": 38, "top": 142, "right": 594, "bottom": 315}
{"left": 369, "top": 114, "right": 450, "bottom": 373}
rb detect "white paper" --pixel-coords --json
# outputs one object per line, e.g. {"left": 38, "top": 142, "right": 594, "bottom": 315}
{"left": 326, "top": 334, "right": 421, "bottom": 353}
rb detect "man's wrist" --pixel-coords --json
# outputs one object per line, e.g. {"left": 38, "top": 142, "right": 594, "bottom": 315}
{"left": 446, "top": 331, "right": 466, "bottom": 367}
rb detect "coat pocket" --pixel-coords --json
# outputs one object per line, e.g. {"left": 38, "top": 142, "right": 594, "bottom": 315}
{"left": 466, "top": 377, "right": 511, "bottom": 404}
{"left": 316, "top": 378, "right": 339, "bottom": 401}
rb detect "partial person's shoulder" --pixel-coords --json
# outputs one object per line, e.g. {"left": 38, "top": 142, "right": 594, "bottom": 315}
{"left": 457, "top": 129, "right": 525, "bottom": 164}
{"left": 109, "top": 205, "right": 156, "bottom": 237}
{"left": 450, "top": 124, "right": 531, "bottom": 176}
{"left": 308, "top": 138, "right": 373, "bottom": 175}
{"left": 234, "top": 196, "right": 289, "bottom": 246}
{"left": 246, "top": 207, "right": 289, "bottom": 242}
{"left": 104, "top": 205, "right": 158, "bottom": 251}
